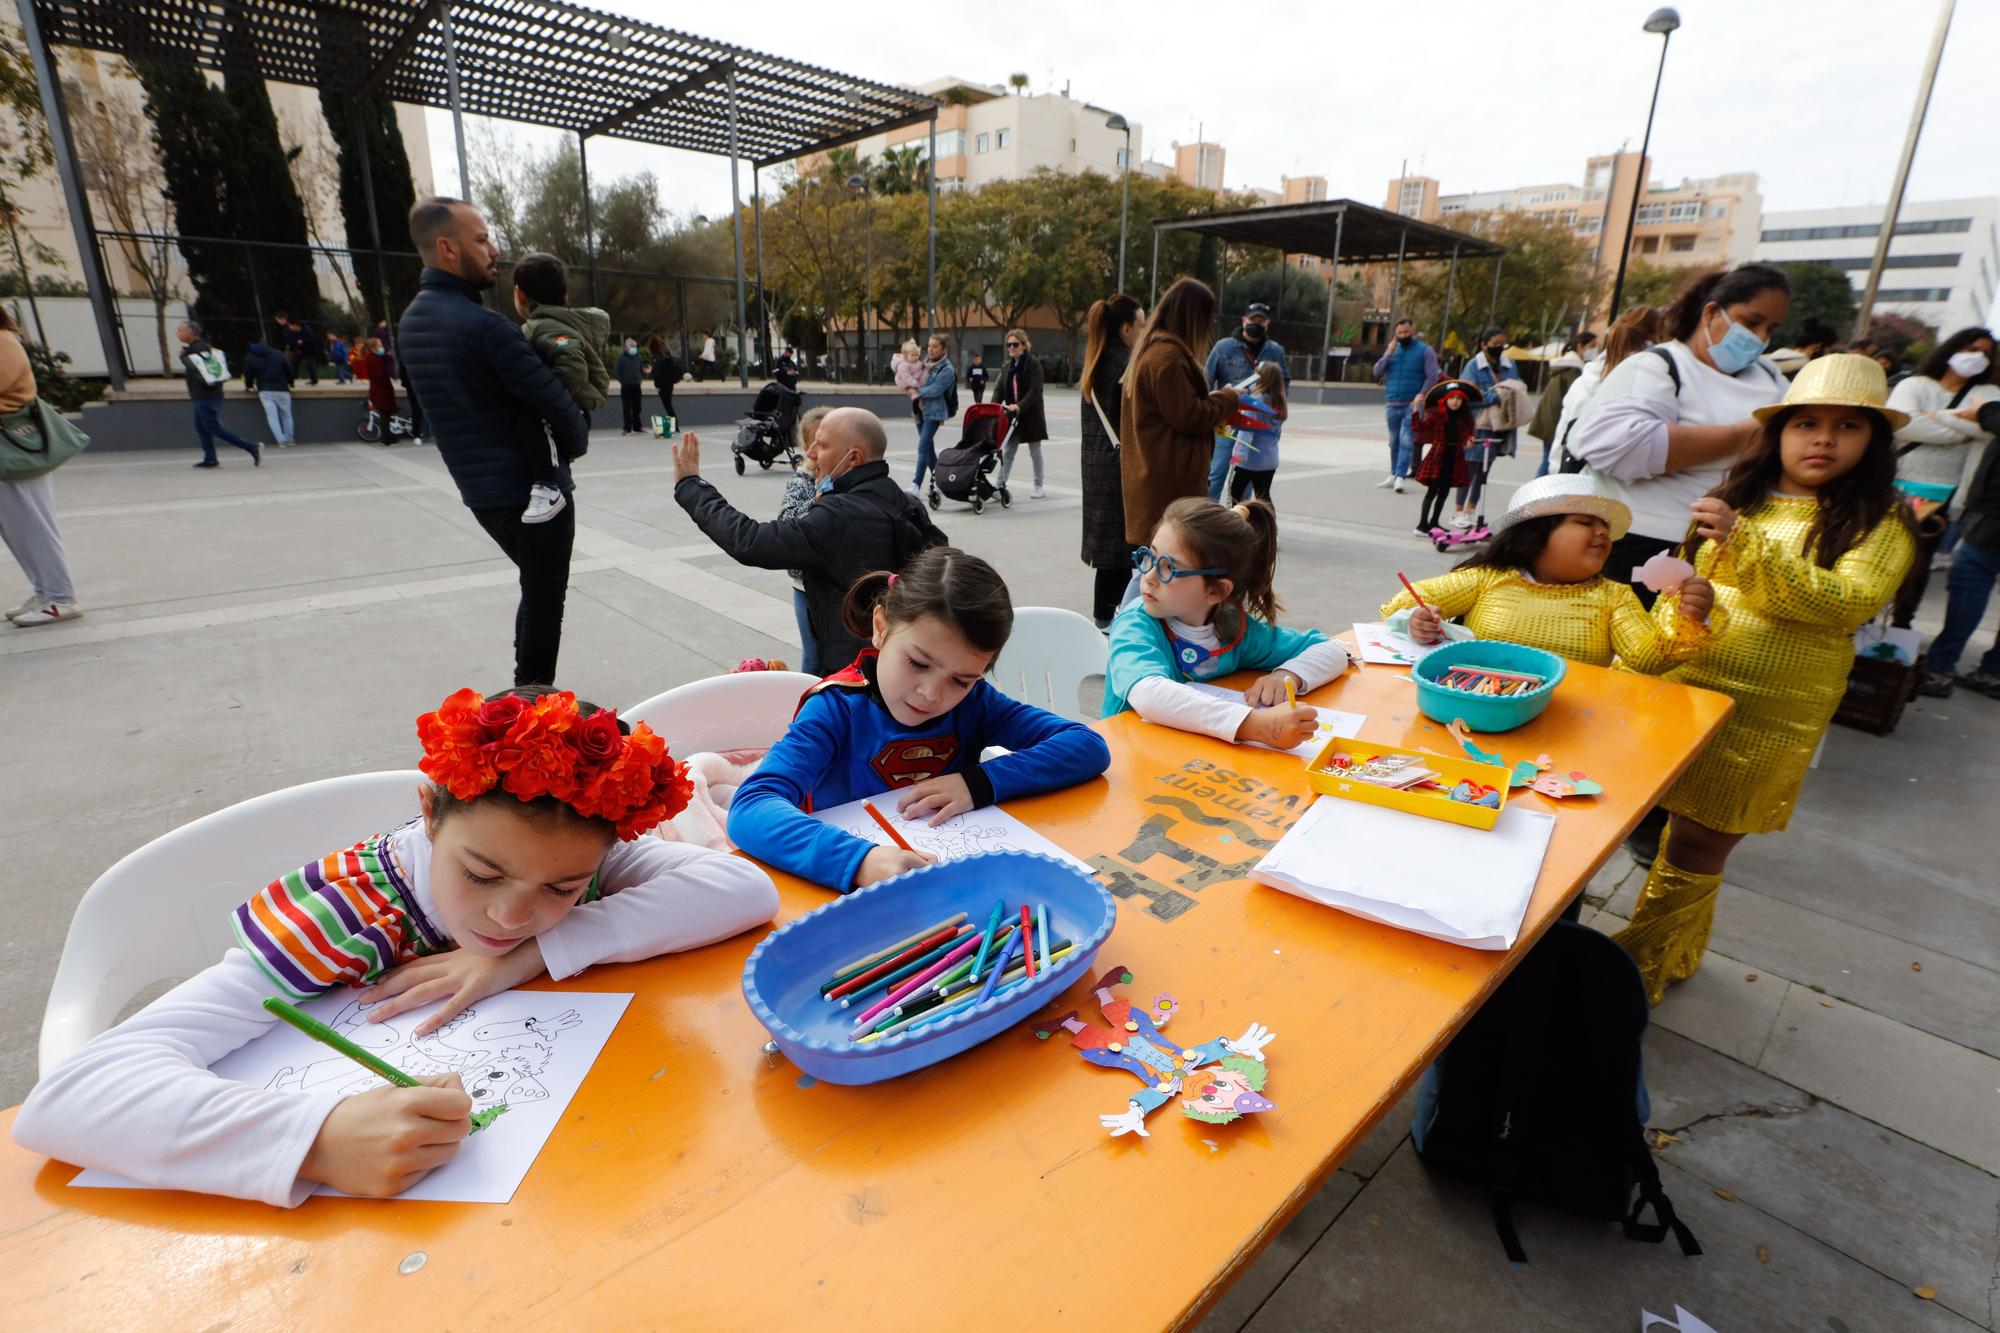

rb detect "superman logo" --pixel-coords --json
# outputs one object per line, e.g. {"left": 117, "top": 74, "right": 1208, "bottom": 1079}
{"left": 870, "top": 736, "right": 960, "bottom": 786}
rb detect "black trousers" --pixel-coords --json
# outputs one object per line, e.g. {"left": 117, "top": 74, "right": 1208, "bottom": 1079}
{"left": 656, "top": 387, "right": 675, "bottom": 424}
{"left": 621, "top": 384, "right": 643, "bottom": 432}
{"left": 971, "top": 382, "right": 986, "bottom": 403}
{"left": 1229, "top": 468, "right": 1275, "bottom": 503}
{"left": 1602, "top": 532, "right": 1676, "bottom": 609}
{"left": 1418, "top": 478, "right": 1453, "bottom": 531}
{"left": 1092, "top": 558, "right": 1132, "bottom": 626}
{"left": 473, "top": 501, "right": 576, "bottom": 686}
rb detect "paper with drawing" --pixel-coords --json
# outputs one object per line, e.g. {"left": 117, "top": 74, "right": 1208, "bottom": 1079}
{"left": 812, "top": 794, "right": 1093, "bottom": 874}
{"left": 1353, "top": 621, "right": 1445, "bottom": 667}
{"left": 1186, "top": 681, "right": 1364, "bottom": 760}
{"left": 71, "top": 988, "right": 633, "bottom": 1204}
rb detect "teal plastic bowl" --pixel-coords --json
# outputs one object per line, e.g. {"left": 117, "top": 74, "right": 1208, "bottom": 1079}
{"left": 1896, "top": 479, "right": 1955, "bottom": 503}
{"left": 1412, "top": 641, "right": 1567, "bottom": 732}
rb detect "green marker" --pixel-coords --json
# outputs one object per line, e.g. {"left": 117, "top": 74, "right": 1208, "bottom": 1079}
{"left": 263, "top": 997, "right": 421, "bottom": 1087}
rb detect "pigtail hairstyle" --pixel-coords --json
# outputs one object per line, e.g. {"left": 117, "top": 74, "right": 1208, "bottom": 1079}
{"left": 1692, "top": 406, "right": 1913, "bottom": 568}
{"left": 841, "top": 546, "right": 1016, "bottom": 659}
{"left": 1159, "top": 496, "right": 1283, "bottom": 636}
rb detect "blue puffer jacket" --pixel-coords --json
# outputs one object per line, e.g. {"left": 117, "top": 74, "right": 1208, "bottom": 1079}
{"left": 398, "top": 267, "right": 590, "bottom": 509}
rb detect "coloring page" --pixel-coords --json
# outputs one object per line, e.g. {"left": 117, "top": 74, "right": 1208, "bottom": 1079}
{"left": 1185, "top": 681, "right": 1365, "bottom": 760}
{"left": 811, "top": 794, "right": 1094, "bottom": 875}
{"left": 1352, "top": 621, "right": 1446, "bottom": 667}
{"left": 70, "top": 988, "right": 633, "bottom": 1205}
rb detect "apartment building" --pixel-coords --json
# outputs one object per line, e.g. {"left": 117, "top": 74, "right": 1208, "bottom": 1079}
{"left": 816, "top": 77, "right": 1140, "bottom": 192}
{"left": 1752, "top": 199, "right": 2000, "bottom": 337}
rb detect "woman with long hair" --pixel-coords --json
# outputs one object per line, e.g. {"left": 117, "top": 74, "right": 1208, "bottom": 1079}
{"left": 1614, "top": 355, "right": 1915, "bottom": 1004}
{"left": 1080, "top": 294, "right": 1143, "bottom": 627}
{"left": 0, "top": 304, "right": 82, "bottom": 625}
{"left": 1119, "top": 279, "right": 1243, "bottom": 556}
{"left": 996, "top": 329, "right": 1049, "bottom": 499}
{"left": 1885, "top": 325, "right": 1996, "bottom": 640}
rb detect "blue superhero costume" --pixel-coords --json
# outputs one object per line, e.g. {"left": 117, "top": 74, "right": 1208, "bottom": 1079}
{"left": 727, "top": 652, "right": 1111, "bottom": 890}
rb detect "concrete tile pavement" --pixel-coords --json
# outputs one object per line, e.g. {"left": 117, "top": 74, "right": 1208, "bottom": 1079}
{"left": 6, "top": 392, "right": 1998, "bottom": 1326}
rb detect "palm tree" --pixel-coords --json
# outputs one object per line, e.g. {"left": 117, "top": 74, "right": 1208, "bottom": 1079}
{"left": 871, "top": 145, "right": 926, "bottom": 197}
{"left": 1007, "top": 72, "right": 1029, "bottom": 94}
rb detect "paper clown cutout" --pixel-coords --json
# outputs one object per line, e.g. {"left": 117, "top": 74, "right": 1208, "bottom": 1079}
{"left": 1035, "top": 966, "right": 1275, "bottom": 1138}
{"left": 1444, "top": 723, "right": 1604, "bottom": 801}
{"left": 1633, "top": 551, "right": 1697, "bottom": 595}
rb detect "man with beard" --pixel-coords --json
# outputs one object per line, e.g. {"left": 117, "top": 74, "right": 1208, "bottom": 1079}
{"left": 1204, "top": 302, "right": 1289, "bottom": 500}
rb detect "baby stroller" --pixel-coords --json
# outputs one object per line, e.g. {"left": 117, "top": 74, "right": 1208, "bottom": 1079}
{"left": 928, "top": 401, "right": 1011, "bottom": 514}
{"left": 731, "top": 381, "right": 805, "bottom": 474}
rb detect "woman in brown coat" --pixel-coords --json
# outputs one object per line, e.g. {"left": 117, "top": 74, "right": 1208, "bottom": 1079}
{"left": 1119, "top": 278, "right": 1242, "bottom": 547}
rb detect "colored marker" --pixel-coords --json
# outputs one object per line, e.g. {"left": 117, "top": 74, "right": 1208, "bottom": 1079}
{"left": 850, "top": 932, "right": 986, "bottom": 1032}
{"left": 975, "top": 929, "right": 1024, "bottom": 1006}
{"left": 966, "top": 897, "right": 1006, "bottom": 985}
{"left": 1036, "top": 903, "right": 1051, "bottom": 972}
{"left": 863, "top": 800, "right": 916, "bottom": 853}
{"left": 828, "top": 912, "right": 966, "bottom": 981}
{"left": 264, "top": 997, "right": 419, "bottom": 1088}
{"left": 861, "top": 947, "right": 1077, "bottom": 1043}
{"left": 823, "top": 924, "right": 962, "bottom": 1000}
{"left": 837, "top": 926, "right": 974, "bottom": 1009}
{"left": 1398, "top": 571, "right": 1429, "bottom": 610}
{"left": 1020, "top": 905, "right": 1036, "bottom": 979}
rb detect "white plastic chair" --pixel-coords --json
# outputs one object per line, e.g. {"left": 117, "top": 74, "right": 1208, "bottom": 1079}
{"left": 624, "top": 671, "right": 819, "bottom": 755}
{"left": 989, "top": 607, "right": 1109, "bottom": 724}
{"left": 39, "top": 770, "right": 427, "bottom": 1075}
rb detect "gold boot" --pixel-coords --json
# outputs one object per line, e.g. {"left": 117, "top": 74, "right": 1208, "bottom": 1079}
{"left": 1612, "top": 850, "right": 1722, "bottom": 1006}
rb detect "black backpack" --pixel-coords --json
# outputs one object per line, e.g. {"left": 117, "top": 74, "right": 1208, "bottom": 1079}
{"left": 944, "top": 365, "right": 961, "bottom": 419}
{"left": 1411, "top": 921, "right": 1701, "bottom": 1263}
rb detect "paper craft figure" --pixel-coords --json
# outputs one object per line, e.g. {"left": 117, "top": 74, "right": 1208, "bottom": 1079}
{"left": 1633, "top": 551, "right": 1696, "bottom": 594}
{"left": 1035, "top": 966, "right": 1274, "bottom": 1138}
{"left": 1449, "top": 780, "right": 1502, "bottom": 808}
{"left": 1445, "top": 724, "right": 1603, "bottom": 800}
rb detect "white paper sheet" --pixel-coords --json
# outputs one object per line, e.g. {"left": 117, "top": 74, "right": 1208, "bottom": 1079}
{"left": 71, "top": 988, "right": 633, "bottom": 1204}
{"left": 1251, "top": 795, "right": 1556, "bottom": 950}
{"left": 1186, "top": 681, "right": 1366, "bottom": 760}
{"left": 812, "top": 794, "right": 1093, "bottom": 874}
{"left": 1352, "top": 621, "right": 1446, "bottom": 667}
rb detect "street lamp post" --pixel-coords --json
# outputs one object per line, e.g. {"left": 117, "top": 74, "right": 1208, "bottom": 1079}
{"left": 848, "top": 173, "right": 874, "bottom": 382}
{"left": 1106, "top": 112, "right": 1133, "bottom": 293}
{"left": 1607, "top": 7, "right": 1681, "bottom": 322}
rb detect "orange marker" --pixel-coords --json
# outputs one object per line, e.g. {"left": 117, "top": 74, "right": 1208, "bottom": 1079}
{"left": 863, "top": 800, "right": 916, "bottom": 853}
{"left": 1397, "top": 572, "right": 1429, "bottom": 610}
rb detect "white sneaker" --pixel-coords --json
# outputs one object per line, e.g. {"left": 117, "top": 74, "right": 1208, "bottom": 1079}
{"left": 1451, "top": 513, "right": 1473, "bottom": 529}
{"left": 11, "top": 599, "right": 82, "bottom": 626}
{"left": 1931, "top": 552, "right": 1953, "bottom": 574}
{"left": 523, "top": 485, "right": 568, "bottom": 525}
{"left": 1375, "top": 474, "right": 1395, "bottom": 489}
{"left": 1393, "top": 477, "right": 1406, "bottom": 493}
{"left": 5, "top": 593, "right": 41, "bottom": 622}
{"left": 1031, "top": 484, "right": 1045, "bottom": 499}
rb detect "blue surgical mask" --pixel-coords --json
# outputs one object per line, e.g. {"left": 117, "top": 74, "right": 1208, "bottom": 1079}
{"left": 1706, "top": 315, "right": 1767, "bottom": 375}
{"left": 816, "top": 452, "right": 857, "bottom": 494}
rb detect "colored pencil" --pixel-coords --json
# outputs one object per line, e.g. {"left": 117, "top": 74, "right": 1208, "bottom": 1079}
{"left": 263, "top": 997, "right": 419, "bottom": 1088}
{"left": 975, "top": 928, "right": 1023, "bottom": 1006}
{"left": 966, "top": 897, "right": 1006, "bottom": 985}
{"left": 1036, "top": 903, "right": 1051, "bottom": 972}
{"left": 828, "top": 912, "right": 966, "bottom": 980}
{"left": 1020, "top": 905, "right": 1036, "bottom": 979}
{"left": 850, "top": 932, "right": 986, "bottom": 1032}
{"left": 1398, "top": 571, "right": 1429, "bottom": 610}
{"left": 822, "top": 924, "right": 961, "bottom": 999}
{"left": 836, "top": 927, "right": 974, "bottom": 1009}
{"left": 863, "top": 800, "right": 916, "bottom": 853}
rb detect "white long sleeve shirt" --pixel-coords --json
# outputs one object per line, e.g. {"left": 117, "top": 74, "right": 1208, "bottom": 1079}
{"left": 1127, "top": 620, "right": 1349, "bottom": 741}
{"left": 14, "top": 827, "right": 778, "bottom": 1206}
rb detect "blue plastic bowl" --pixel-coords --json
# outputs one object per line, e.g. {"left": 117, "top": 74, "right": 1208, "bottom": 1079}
{"left": 741, "top": 851, "right": 1117, "bottom": 1085}
{"left": 1412, "top": 640, "right": 1568, "bottom": 732}
{"left": 1896, "top": 479, "right": 1955, "bottom": 503}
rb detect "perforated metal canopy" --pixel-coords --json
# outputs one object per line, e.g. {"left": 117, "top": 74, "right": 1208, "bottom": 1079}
{"left": 26, "top": 0, "right": 939, "bottom": 166}
{"left": 1152, "top": 199, "right": 1504, "bottom": 263}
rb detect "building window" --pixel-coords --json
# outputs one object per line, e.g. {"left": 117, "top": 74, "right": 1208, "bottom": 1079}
{"left": 1580, "top": 216, "right": 1603, "bottom": 234}
{"left": 975, "top": 132, "right": 989, "bottom": 154}
{"left": 1668, "top": 201, "right": 1700, "bottom": 221}
{"left": 1761, "top": 218, "right": 1973, "bottom": 243}
{"left": 1669, "top": 235, "right": 1696, "bottom": 252}
{"left": 996, "top": 128, "right": 1011, "bottom": 148}
{"left": 1115, "top": 148, "right": 1129, "bottom": 168}
{"left": 1399, "top": 180, "right": 1425, "bottom": 215}
{"left": 1636, "top": 203, "right": 1665, "bottom": 224}
{"left": 920, "top": 129, "right": 966, "bottom": 159}
{"left": 1560, "top": 210, "right": 1577, "bottom": 225}
{"left": 1874, "top": 287, "right": 1952, "bottom": 302}
{"left": 1798, "top": 253, "right": 1964, "bottom": 272}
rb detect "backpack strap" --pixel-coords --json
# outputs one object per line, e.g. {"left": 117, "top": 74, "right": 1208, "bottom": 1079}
{"left": 1647, "top": 345, "right": 1683, "bottom": 397}
{"left": 1624, "top": 1136, "right": 1703, "bottom": 1256}
{"left": 1490, "top": 1189, "right": 1529, "bottom": 1264}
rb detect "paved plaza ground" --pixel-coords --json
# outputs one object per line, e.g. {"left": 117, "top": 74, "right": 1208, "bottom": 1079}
{"left": 3, "top": 390, "right": 1995, "bottom": 1330}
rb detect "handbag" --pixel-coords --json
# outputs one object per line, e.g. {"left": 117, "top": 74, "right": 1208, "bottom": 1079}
{"left": 1089, "top": 390, "right": 1119, "bottom": 446}
{"left": 0, "top": 397, "right": 91, "bottom": 480}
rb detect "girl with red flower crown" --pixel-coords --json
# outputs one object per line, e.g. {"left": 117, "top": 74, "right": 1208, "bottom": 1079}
{"left": 15, "top": 687, "right": 778, "bottom": 1204}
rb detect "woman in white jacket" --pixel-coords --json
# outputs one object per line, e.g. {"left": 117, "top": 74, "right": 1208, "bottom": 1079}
{"left": 1549, "top": 306, "right": 1664, "bottom": 475}
{"left": 1885, "top": 327, "right": 1997, "bottom": 626}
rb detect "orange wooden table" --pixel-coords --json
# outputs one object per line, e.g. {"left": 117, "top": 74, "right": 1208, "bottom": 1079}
{"left": 0, "top": 662, "right": 1728, "bottom": 1330}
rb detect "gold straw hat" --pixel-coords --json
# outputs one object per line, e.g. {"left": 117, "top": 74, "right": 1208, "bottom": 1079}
{"left": 1751, "top": 352, "right": 1909, "bottom": 430}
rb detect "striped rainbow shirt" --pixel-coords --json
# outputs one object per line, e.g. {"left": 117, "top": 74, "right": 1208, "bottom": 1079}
{"left": 231, "top": 828, "right": 448, "bottom": 1000}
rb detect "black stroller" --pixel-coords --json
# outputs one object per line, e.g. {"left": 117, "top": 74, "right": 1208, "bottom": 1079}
{"left": 927, "top": 401, "right": 1011, "bottom": 514}
{"left": 731, "top": 381, "right": 805, "bottom": 474}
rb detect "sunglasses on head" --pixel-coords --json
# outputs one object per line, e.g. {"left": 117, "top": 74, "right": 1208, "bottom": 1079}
{"left": 1131, "top": 547, "right": 1226, "bottom": 583}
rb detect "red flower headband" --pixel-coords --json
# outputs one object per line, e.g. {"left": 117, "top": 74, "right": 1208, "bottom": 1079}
{"left": 416, "top": 688, "right": 693, "bottom": 841}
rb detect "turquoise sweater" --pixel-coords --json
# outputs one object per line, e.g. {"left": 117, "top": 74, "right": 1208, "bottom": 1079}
{"left": 1102, "top": 599, "right": 1327, "bottom": 715}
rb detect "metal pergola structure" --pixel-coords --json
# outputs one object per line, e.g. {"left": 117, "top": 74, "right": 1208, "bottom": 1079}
{"left": 16, "top": 0, "right": 941, "bottom": 388}
{"left": 1151, "top": 199, "right": 1506, "bottom": 399}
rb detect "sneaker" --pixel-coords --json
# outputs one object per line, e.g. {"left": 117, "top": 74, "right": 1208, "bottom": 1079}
{"left": 1393, "top": 477, "right": 1406, "bottom": 493}
{"left": 522, "top": 484, "right": 568, "bottom": 525}
{"left": 1916, "top": 670, "right": 1956, "bottom": 698}
{"left": 1414, "top": 526, "right": 1434, "bottom": 538}
{"left": 6, "top": 593, "right": 41, "bottom": 622}
{"left": 1450, "top": 512, "right": 1472, "bottom": 529}
{"left": 193, "top": 459, "right": 219, "bottom": 468}
{"left": 10, "top": 599, "right": 82, "bottom": 626}
{"left": 1930, "top": 552, "right": 1953, "bottom": 574}
{"left": 252, "top": 441, "right": 264, "bottom": 466}
{"left": 1032, "top": 484, "right": 1045, "bottom": 499}
{"left": 1958, "top": 669, "right": 2000, "bottom": 699}
{"left": 1375, "top": 474, "right": 1396, "bottom": 489}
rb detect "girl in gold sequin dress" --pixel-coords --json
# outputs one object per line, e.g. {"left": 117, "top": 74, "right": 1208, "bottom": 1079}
{"left": 1615, "top": 355, "right": 1917, "bottom": 1003}
{"left": 1383, "top": 472, "right": 1721, "bottom": 673}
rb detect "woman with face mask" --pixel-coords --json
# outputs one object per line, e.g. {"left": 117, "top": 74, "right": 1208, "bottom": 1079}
{"left": 1886, "top": 326, "right": 1997, "bottom": 638}
{"left": 1569, "top": 264, "right": 1793, "bottom": 593}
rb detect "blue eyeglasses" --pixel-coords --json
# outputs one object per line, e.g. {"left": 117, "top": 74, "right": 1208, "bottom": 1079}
{"left": 1131, "top": 546, "right": 1226, "bottom": 583}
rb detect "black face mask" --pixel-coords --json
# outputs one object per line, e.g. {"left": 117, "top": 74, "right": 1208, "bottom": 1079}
{"left": 1487, "top": 345, "right": 1506, "bottom": 361}
{"left": 1397, "top": 334, "right": 1414, "bottom": 347}
{"left": 1242, "top": 323, "right": 1267, "bottom": 344}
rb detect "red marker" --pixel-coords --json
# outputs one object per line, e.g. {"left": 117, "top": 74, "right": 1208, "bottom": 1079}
{"left": 1397, "top": 572, "right": 1429, "bottom": 610}
{"left": 863, "top": 800, "right": 916, "bottom": 853}
{"left": 1021, "top": 905, "right": 1036, "bottom": 979}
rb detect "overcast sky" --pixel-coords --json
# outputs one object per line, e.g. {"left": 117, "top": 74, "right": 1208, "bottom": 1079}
{"left": 424, "top": 0, "right": 1999, "bottom": 224}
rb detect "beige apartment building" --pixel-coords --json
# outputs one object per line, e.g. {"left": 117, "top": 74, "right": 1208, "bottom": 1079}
{"left": 1386, "top": 150, "right": 1762, "bottom": 296}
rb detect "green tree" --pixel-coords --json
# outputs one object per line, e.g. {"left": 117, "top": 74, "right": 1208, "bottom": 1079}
{"left": 218, "top": 25, "right": 320, "bottom": 328}
{"left": 1399, "top": 211, "right": 1601, "bottom": 351}
{"left": 317, "top": 9, "right": 419, "bottom": 327}
{"left": 1771, "top": 262, "right": 1858, "bottom": 349}
{"left": 0, "top": 20, "right": 56, "bottom": 341}
{"left": 1617, "top": 259, "right": 1686, "bottom": 315}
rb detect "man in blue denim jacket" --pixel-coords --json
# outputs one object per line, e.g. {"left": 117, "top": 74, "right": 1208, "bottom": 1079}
{"left": 1204, "top": 302, "right": 1288, "bottom": 499}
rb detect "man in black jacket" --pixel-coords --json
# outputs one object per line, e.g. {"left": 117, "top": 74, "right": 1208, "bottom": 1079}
{"left": 241, "top": 326, "right": 296, "bottom": 446}
{"left": 398, "top": 196, "right": 590, "bottom": 686}
{"left": 673, "top": 407, "right": 946, "bottom": 671}
{"left": 1920, "top": 399, "right": 2000, "bottom": 698}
